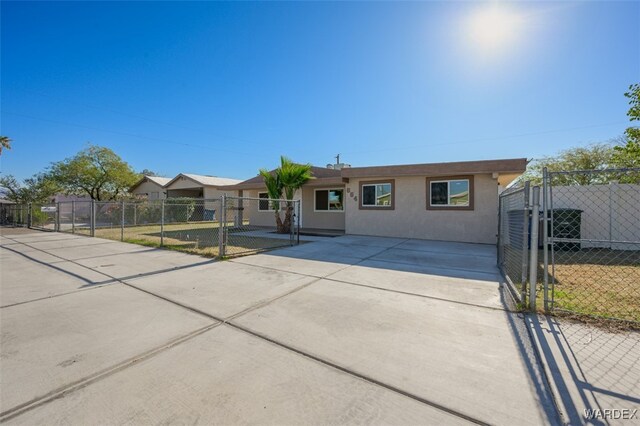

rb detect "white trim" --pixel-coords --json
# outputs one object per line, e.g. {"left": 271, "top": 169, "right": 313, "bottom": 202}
{"left": 429, "top": 179, "right": 470, "bottom": 207}
{"left": 313, "top": 188, "right": 345, "bottom": 212}
{"left": 361, "top": 183, "right": 393, "bottom": 207}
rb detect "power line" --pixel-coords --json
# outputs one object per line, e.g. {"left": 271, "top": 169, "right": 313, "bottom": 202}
{"left": 341, "top": 121, "right": 627, "bottom": 155}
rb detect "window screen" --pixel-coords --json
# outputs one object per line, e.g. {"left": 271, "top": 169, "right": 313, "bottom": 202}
{"left": 362, "top": 185, "right": 376, "bottom": 206}
{"left": 258, "top": 193, "right": 270, "bottom": 211}
{"left": 315, "top": 190, "right": 329, "bottom": 210}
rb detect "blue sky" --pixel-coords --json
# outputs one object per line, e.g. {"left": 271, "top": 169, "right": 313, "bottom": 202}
{"left": 1, "top": 1, "right": 638, "bottom": 181}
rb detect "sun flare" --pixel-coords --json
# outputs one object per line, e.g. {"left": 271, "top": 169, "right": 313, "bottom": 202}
{"left": 467, "top": 5, "right": 523, "bottom": 54}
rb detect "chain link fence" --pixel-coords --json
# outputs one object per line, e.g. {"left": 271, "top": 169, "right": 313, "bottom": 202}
{"left": 543, "top": 168, "right": 640, "bottom": 324}
{"left": 7, "top": 196, "right": 301, "bottom": 259}
{"left": 498, "top": 182, "right": 530, "bottom": 305}
{"left": 221, "top": 196, "right": 300, "bottom": 257}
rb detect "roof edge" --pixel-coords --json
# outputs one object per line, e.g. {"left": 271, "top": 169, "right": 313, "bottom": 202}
{"left": 341, "top": 158, "right": 528, "bottom": 178}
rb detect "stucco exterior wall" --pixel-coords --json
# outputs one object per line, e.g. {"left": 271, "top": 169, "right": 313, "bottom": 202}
{"left": 242, "top": 189, "right": 302, "bottom": 228}
{"left": 131, "top": 181, "right": 166, "bottom": 200}
{"left": 301, "top": 186, "right": 345, "bottom": 230}
{"left": 344, "top": 174, "right": 499, "bottom": 244}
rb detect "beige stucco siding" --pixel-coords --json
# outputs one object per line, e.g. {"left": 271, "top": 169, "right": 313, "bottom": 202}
{"left": 301, "top": 186, "right": 345, "bottom": 230}
{"left": 344, "top": 174, "right": 499, "bottom": 244}
{"left": 131, "top": 181, "right": 166, "bottom": 200}
{"left": 242, "top": 189, "right": 302, "bottom": 228}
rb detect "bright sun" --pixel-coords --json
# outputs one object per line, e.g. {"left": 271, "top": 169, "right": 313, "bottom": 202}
{"left": 467, "top": 5, "right": 523, "bottom": 54}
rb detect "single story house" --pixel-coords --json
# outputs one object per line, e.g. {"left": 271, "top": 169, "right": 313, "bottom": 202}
{"left": 340, "top": 158, "right": 526, "bottom": 244}
{"left": 222, "top": 158, "right": 527, "bottom": 244}
{"left": 222, "top": 166, "right": 347, "bottom": 232}
{"left": 163, "top": 173, "right": 242, "bottom": 199}
{"left": 130, "top": 176, "right": 172, "bottom": 200}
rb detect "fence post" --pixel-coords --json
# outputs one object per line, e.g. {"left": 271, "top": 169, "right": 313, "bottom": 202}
{"left": 542, "top": 168, "right": 550, "bottom": 311}
{"left": 160, "top": 199, "right": 165, "bottom": 247}
{"left": 529, "top": 186, "right": 540, "bottom": 311}
{"left": 121, "top": 200, "right": 125, "bottom": 242}
{"left": 133, "top": 203, "right": 137, "bottom": 226}
{"left": 71, "top": 201, "right": 75, "bottom": 234}
{"left": 297, "top": 200, "right": 301, "bottom": 245}
{"left": 520, "top": 181, "right": 530, "bottom": 305}
{"left": 56, "top": 202, "right": 61, "bottom": 232}
{"left": 497, "top": 196, "right": 502, "bottom": 267}
{"left": 27, "top": 203, "right": 32, "bottom": 229}
{"left": 218, "top": 195, "right": 226, "bottom": 258}
{"left": 91, "top": 200, "right": 96, "bottom": 237}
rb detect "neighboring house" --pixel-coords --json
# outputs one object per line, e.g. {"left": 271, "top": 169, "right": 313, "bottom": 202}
{"left": 130, "top": 176, "right": 172, "bottom": 200}
{"left": 223, "top": 158, "right": 527, "bottom": 244}
{"left": 163, "top": 174, "right": 242, "bottom": 199}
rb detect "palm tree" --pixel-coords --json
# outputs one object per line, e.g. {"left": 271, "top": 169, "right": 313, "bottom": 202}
{"left": 259, "top": 156, "right": 313, "bottom": 233}
{"left": 0, "top": 136, "right": 12, "bottom": 156}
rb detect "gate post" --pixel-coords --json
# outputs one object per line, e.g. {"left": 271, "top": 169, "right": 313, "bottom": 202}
{"left": 528, "top": 186, "right": 540, "bottom": 311}
{"left": 160, "top": 199, "right": 165, "bottom": 247}
{"left": 218, "top": 195, "right": 226, "bottom": 258}
{"left": 121, "top": 200, "right": 125, "bottom": 241}
{"left": 91, "top": 200, "right": 96, "bottom": 237}
{"left": 56, "top": 203, "right": 61, "bottom": 232}
{"left": 542, "top": 168, "right": 550, "bottom": 311}
{"left": 71, "top": 201, "right": 75, "bottom": 234}
{"left": 520, "top": 181, "right": 530, "bottom": 305}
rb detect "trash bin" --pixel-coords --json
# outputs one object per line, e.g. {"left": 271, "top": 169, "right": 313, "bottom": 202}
{"left": 549, "top": 208, "right": 583, "bottom": 251}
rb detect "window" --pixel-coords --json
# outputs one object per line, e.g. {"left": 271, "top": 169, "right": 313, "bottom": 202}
{"left": 258, "top": 192, "right": 272, "bottom": 211}
{"left": 427, "top": 176, "right": 474, "bottom": 210}
{"left": 360, "top": 180, "right": 394, "bottom": 209}
{"left": 315, "top": 189, "right": 344, "bottom": 211}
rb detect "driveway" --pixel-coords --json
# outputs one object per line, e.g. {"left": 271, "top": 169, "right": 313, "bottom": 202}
{"left": 0, "top": 228, "right": 559, "bottom": 425}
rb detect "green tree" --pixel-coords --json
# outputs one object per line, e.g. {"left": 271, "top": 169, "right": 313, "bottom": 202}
{"left": 519, "top": 143, "right": 617, "bottom": 185}
{"left": 624, "top": 83, "right": 640, "bottom": 144}
{"left": 140, "top": 168, "right": 159, "bottom": 176}
{"left": 48, "top": 145, "right": 139, "bottom": 201}
{"left": 0, "top": 136, "right": 12, "bottom": 155}
{"left": 0, "top": 173, "right": 60, "bottom": 203}
{"left": 259, "top": 156, "right": 313, "bottom": 233}
{"left": 611, "top": 84, "right": 640, "bottom": 170}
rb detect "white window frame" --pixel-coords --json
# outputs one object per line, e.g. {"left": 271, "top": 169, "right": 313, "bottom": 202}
{"left": 258, "top": 192, "right": 274, "bottom": 211}
{"left": 429, "top": 179, "right": 470, "bottom": 207}
{"left": 361, "top": 183, "right": 393, "bottom": 208}
{"left": 313, "top": 188, "right": 345, "bottom": 212}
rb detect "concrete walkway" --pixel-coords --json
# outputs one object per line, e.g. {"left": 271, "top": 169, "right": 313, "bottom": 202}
{"left": 526, "top": 315, "right": 640, "bottom": 425}
{"left": 1, "top": 228, "right": 560, "bottom": 425}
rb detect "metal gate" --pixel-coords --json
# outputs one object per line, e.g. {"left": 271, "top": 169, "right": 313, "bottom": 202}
{"left": 29, "top": 203, "right": 57, "bottom": 231}
{"left": 542, "top": 168, "right": 640, "bottom": 324}
{"left": 498, "top": 182, "right": 530, "bottom": 305}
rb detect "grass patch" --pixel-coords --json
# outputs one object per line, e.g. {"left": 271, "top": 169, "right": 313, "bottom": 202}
{"left": 89, "top": 222, "right": 298, "bottom": 258}
{"left": 536, "top": 248, "right": 640, "bottom": 324}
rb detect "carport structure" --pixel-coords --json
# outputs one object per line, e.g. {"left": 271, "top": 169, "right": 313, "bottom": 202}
{"left": 0, "top": 228, "right": 560, "bottom": 425}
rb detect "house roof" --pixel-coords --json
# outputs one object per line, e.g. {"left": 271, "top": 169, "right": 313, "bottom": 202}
{"left": 130, "top": 175, "right": 172, "bottom": 192}
{"left": 222, "top": 166, "right": 343, "bottom": 190}
{"left": 164, "top": 173, "right": 243, "bottom": 189}
{"left": 341, "top": 158, "right": 528, "bottom": 178}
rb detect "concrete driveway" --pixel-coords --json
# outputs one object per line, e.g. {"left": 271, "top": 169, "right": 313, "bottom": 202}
{"left": 0, "top": 228, "right": 559, "bottom": 425}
